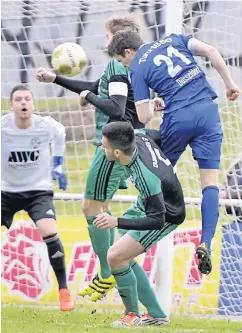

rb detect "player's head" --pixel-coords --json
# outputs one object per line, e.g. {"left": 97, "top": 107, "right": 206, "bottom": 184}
{"left": 108, "top": 30, "right": 143, "bottom": 67}
{"left": 102, "top": 122, "right": 136, "bottom": 162}
{"left": 105, "top": 15, "right": 140, "bottom": 51}
{"left": 10, "top": 85, "right": 35, "bottom": 120}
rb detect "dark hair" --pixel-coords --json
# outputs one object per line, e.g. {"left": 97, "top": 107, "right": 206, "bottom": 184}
{"left": 10, "top": 85, "right": 33, "bottom": 102}
{"left": 102, "top": 121, "right": 136, "bottom": 156}
{"left": 108, "top": 30, "right": 143, "bottom": 57}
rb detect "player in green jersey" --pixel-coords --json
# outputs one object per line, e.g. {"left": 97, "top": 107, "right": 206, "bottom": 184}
{"left": 36, "top": 16, "right": 153, "bottom": 301}
{"left": 94, "top": 121, "right": 186, "bottom": 326}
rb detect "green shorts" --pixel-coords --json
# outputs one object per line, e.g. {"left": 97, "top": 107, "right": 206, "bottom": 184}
{"left": 118, "top": 196, "right": 178, "bottom": 252}
{"left": 84, "top": 147, "right": 127, "bottom": 201}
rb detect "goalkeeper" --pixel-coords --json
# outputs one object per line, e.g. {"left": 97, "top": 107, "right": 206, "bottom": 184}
{"left": 1, "top": 85, "right": 74, "bottom": 312}
{"left": 93, "top": 121, "right": 186, "bottom": 327}
{"left": 36, "top": 16, "right": 155, "bottom": 302}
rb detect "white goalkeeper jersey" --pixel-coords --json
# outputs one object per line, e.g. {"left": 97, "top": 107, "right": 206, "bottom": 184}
{"left": 1, "top": 113, "right": 66, "bottom": 193}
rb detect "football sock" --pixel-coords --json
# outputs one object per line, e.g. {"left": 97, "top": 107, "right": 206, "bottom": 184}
{"left": 87, "top": 216, "right": 112, "bottom": 278}
{"left": 131, "top": 260, "right": 167, "bottom": 318}
{"left": 201, "top": 185, "right": 219, "bottom": 249}
{"left": 43, "top": 233, "right": 67, "bottom": 290}
{"left": 112, "top": 265, "right": 140, "bottom": 316}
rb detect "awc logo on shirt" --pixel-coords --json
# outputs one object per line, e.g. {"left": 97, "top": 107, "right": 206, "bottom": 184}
{"left": 8, "top": 150, "right": 40, "bottom": 168}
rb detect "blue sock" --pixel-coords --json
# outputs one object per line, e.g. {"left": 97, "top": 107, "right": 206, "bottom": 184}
{"left": 201, "top": 185, "right": 219, "bottom": 249}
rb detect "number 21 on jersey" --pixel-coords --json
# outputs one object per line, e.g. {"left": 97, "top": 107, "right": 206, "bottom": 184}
{"left": 153, "top": 45, "right": 191, "bottom": 78}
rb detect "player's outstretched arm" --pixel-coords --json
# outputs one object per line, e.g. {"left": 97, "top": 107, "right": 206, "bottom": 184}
{"left": 189, "top": 39, "right": 241, "bottom": 101}
{"left": 36, "top": 67, "right": 100, "bottom": 95}
{"left": 79, "top": 75, "right": 129, "bottom": 119}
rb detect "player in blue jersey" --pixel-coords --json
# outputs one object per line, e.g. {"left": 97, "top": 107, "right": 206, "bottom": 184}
{"left": 108, "top": 31, "right": 241, "bottom": 274}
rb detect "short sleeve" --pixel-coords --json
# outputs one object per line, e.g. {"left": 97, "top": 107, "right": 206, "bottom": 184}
{"left": 108, "top": 75, "right": 128, "bottom": 97}
{"left": 177, "top": 34, "right": 196, "bottom": 55}
{"left": 130, "top": 69, "right": 150, "bottom": 104}
{"left": 178, "top": 34, "right": 193, "bottom": 47}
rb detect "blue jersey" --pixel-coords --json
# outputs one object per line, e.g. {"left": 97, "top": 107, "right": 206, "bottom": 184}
{"left": 130, "top": 34, "right": 217, "bottom": 113}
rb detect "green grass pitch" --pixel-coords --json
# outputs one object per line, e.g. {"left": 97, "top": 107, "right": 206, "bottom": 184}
{"left": 2, "top": 305, "right": 242, "bottom": 333}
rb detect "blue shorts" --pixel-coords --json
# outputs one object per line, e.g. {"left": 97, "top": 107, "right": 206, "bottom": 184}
{"left": 160, "top": 99, "right": 223, "bottom": 169}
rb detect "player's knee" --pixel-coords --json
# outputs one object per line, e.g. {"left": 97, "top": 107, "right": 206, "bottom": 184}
{"left": 103, "top": 200, "right": 111, "bottom": 212}
{"left": 107, "top": 246, "right": 121, "bottom": 269}
{"left": 82, "top": 198, "right": 90, "bottom": 216}
{"left": 36, "top": 218, "right": 57, "bottom": 237}
{"left": 200, "top": 168, "right": 219, "bottom": 189}
{"left": 82, "top": 198, "right": 104, "bottom": 217}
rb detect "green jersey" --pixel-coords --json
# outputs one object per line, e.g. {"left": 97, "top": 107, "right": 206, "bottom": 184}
{"left": 118, "top": 132, "right": 186, "bottom": 230}
{"left": 94, "top": 59, "right": 127, "bottom": 145}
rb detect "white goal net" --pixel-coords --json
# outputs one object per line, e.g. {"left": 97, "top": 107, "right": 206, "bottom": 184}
{"left": 1, "top": 0, "right": 242, "bottom": 317}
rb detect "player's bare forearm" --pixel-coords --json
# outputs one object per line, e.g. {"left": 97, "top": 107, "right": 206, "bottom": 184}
{"left": 207, "top": 48, "right": 241, "bottom": 100}
{"left": 191, "top": 39, "right": 241, "bottom": 100}
{"left": 207, "top": 48, "right": 233, "bottom": 86}
{"left": 136, "top": 102, "right": 153, "bottom": 124}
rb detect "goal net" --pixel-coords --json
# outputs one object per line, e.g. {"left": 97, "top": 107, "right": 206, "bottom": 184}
{"left": 1, "top": 0, "right": 242, "bottom": 317}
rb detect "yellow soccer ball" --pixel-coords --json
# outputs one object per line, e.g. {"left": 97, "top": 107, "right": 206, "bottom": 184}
{"left": 51, "top": 42, "right": 87, "bottom": 77}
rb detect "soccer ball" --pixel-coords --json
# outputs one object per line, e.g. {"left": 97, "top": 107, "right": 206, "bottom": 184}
{"left": 51, "top": 42, "right": 87, "bottom": 77}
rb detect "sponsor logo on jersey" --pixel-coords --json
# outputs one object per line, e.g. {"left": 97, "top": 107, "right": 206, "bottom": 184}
{"left": 30, "top": 137, "right": 41, "bottom": 148}
{"left": 8, "top": 150, "right": 40, "bottom": 168}
{"left": 1, "top": 220, "right": 51, "bottom": 300}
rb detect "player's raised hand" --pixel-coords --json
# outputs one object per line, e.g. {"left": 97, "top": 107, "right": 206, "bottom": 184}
{"left": 79, "top": 90, "right": 90, "bottom": 107}
{"left": 152, "top": 97, "right": 164, "bottom": 112}
{"left": 93, "top": 213, "right": 118, "bottom": 229}
{"left": 226, "top": 83, "right": 241, "bottom": 101}
{"left": 36, "top": 67, "right": 56, "bottom": 83}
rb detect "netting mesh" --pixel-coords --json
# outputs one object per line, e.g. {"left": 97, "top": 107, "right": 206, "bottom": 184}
{"left": 1, "top": 0, "right": 242, "bottom": 316}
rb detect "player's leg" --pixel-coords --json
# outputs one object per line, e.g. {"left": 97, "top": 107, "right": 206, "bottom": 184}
{"left": 108, "top": 199, "right": 173, "bottom": 326}
{"left": 190, "top": 100, "right": 223, "bottom": 274}
{"left": 108, "top": 232, "right": 173, "bottom": 326}
{"left": 159, "top": 109, "right": 194, "bottom": 166}
{"left": 107, "top": 234, "right": 144, "bottom": 326}
{"left": 118, "top": 228, "right": 166, "bottom": 322}
{"left": 117, "top": 198, "right": 167, "bottom": 320}
{"left": 80, "top": 198, "right": 116, "bottom": 301}
{"left": 79, "top": 147, "right": 125, "bottom": 300}
{"left": 133, "top": 222, "right": 177, "bottom": 326}
{"left": 24, "top": 190, "right": 74, "bottom": 311}
{"left": 1, "top": 191, "right": 17, "bottom": 229}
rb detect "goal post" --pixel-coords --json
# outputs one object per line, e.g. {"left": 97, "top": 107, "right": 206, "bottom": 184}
{"left": 1, "top": 0, "right": 242, "bottom": 318}
{"left": 156, "top": 0, "right": 185, "bottom": 316}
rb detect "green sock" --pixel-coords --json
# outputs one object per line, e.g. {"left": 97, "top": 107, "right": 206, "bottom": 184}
{"left": 112, "top": 265, "right": 140, "bottom": 316}
{"left": 87, "top": 216, "right": 111, "bottom": 278}
{"left": 131, "top": 260, "right": 167, "bottom": 318}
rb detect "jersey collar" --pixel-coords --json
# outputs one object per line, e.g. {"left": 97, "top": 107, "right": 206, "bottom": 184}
{"left": 126, "top": 148, "right": 138, "bottom": 168}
